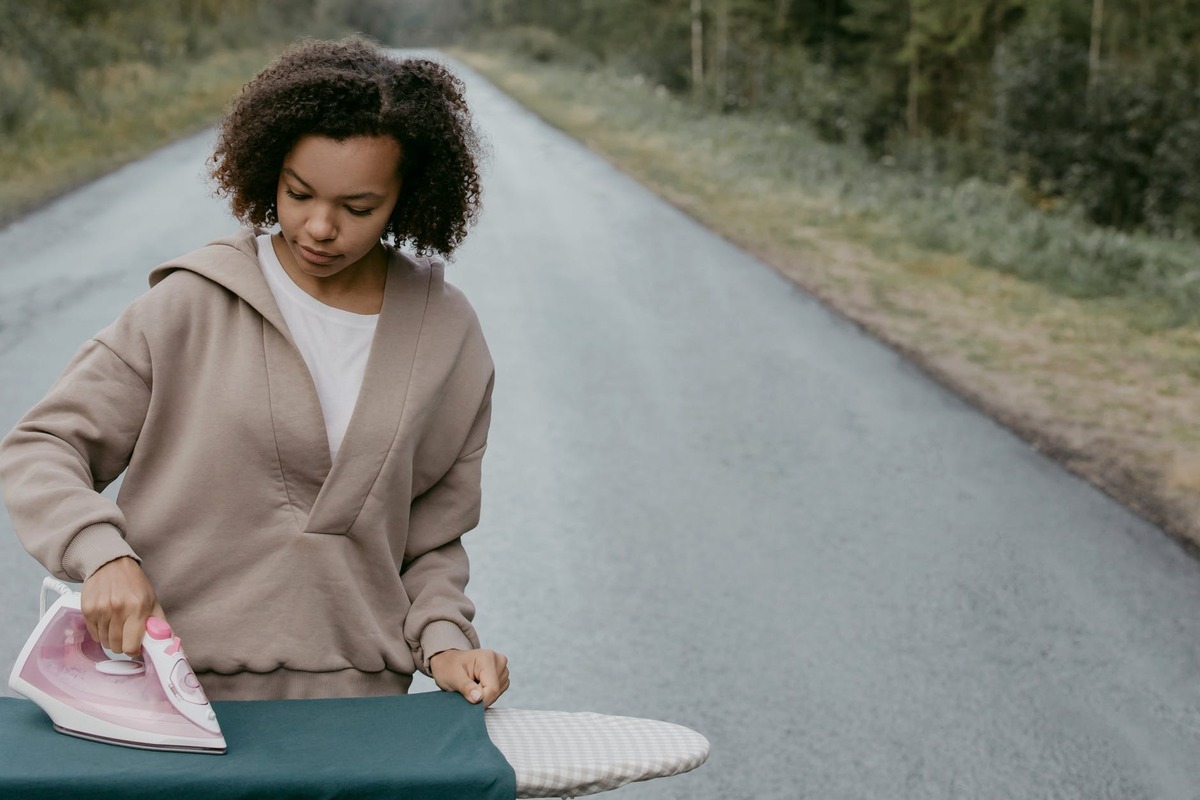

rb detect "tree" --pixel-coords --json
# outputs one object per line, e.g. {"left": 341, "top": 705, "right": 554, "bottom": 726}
{"left": 1087, "top": 0, "right": 1103, "bottom": 98}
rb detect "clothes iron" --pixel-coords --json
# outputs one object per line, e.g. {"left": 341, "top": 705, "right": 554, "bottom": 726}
{"left": 8, "top": 577, "right": 226, "bottom": 754}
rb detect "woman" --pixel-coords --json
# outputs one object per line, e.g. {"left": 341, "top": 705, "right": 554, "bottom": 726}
{"left": 0, "top": 37, "right": 509, "bottom": 706}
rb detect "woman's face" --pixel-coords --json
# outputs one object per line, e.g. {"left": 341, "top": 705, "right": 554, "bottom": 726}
{"left": 275, "top": 134, "right": 403, "bottom": 280}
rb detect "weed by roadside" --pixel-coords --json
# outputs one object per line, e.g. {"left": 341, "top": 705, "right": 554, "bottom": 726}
{"left": 0, "top": 47, "right": 289, "bottom": 226}
{"left": 461, "top": 51, "right": 1199, "bottom": 330}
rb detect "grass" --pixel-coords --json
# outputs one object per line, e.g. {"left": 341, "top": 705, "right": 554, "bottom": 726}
{"left": 0, "top": 46, "right": 284, "bottom": 224}
{"left": 453, "top": 47, "right": 1200, "bottom": 548}
{"left": 463, "top": 49, "right": 1200, "bottom": 328}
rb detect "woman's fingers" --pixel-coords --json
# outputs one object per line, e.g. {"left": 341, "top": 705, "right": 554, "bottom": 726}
{"left": 120, "top": 613, "right": 148, "bottom": 657}
{"left": 479, "top": 651, "right": 510, "bottom": 707}
{"left": 80, "top": 556, "right": 161, "bottom": 656}
{"left": 430, "top": 649, "right": 512, "bottom": 707}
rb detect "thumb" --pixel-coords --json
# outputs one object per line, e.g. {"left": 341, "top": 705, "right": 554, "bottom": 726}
{"left": 450, "top": 671, "right": 484, "bottom": 704}
{"left": 435, "top": 653, "right": 485, "bottom": 704}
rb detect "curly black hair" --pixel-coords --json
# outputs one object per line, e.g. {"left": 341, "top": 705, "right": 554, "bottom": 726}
{"left": 209, "top": 37, "right": 483, "bottom": 258}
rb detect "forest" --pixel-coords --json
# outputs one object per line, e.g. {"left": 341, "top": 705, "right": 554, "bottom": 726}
{"left": 463, "top": 0, "right": 1200, "bottom": 241}
{"left": 2, "top": 0, "right": 1198, "bottom": 241}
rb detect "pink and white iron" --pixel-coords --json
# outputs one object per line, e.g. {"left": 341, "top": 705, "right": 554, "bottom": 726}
{"left": 8, "top": 577, "right": 226, "bottom": 754}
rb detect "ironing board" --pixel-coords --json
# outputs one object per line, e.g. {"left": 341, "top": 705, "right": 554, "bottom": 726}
{"left": 485, "top": 707, "right": 710, "bottom": 798}
{"left": 0, "top": 693, "right": 708, "bottom": 799}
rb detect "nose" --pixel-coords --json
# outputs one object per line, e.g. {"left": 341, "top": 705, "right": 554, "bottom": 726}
{"left": 306, "top": 206, "right": 336, "bottom": 241}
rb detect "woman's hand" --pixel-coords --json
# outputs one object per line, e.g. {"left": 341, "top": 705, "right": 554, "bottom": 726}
{"left": 429, "top": 648, "right": 510, "bottom": 707}
{"left": 80, "top": 556, "right": 164, "bottom": 657}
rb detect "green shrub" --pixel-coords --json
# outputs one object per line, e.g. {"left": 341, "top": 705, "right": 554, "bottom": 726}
{"left": 0, "top": 56, "right": 40, "bottom": 134}
{"left": 479, "top": 26, "right": 599, "bottom": 70}
{"left": 991, "top": 29, "right": 1089, "bottom": 199}
{"left": 991, "top": 26, "right": 1200, "bottom": 239}
{"left": 1145, "top": 111, "right": 1200, "bottom": 237}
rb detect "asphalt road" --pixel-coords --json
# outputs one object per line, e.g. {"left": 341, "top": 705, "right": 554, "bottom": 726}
{"left": 3, "top": 55, "right": 1200, "bottom": 799}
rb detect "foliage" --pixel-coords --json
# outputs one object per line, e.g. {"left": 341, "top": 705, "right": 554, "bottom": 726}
{"left": 0, "top": 0, "right": 352, "bottom": 222}
{"left": 471, "top": 26, "right": 600, "bottom": 70}
{"left": 0, "top": 1, "right": 336, "bottom": 100}
{"left": 0, "top": 55, "right": 39, "bottom": 135}
{"left": 331, "top": 0, "right": 477, "bottom": 45}
{"left": 5, "top": 0, "right": 1198, "bottom": 267}
{"left": 463, "top": 0, "right": 1200, "bottom": 242}
{"left": 459, "top": 31, "right": 1200, "bottom": 327}
{"left": 990, "top": 23, "right": 1200, "bottom": 233}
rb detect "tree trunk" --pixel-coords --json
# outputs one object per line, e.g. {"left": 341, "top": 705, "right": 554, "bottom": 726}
{"left": 824, "top": 0, "right": 836, "bottom": 64}
{"left": 489, "top": 0, "right": 506, "bottom": 27}
{"left": 692, "top": 0, "right": 704, "bottom": 96}
{"left": 1138, "top": 0, "right": 1149, "bottom": 53}
{"left": 715, "top": 0, "right": 729, "bottom": 106}
{"left": 908, "top": 47, "right": 920, "bottom": 136}
{"left": 1088, "top": 0, "right": 1104, "bottom": 95}
{"left": 907, "top": 0, "right": 920, "bottom": 136}
{"left": 773, "top": 0, "right": 792, "bottom": 35}
{"left": 768, "top": 0, "right": 792, "bottom": 108}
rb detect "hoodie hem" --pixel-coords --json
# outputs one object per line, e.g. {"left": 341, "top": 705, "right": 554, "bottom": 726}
{"left": 196, "top": 667, "right": 414, "bottom": 701}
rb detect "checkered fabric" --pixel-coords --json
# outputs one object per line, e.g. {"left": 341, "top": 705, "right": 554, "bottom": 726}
{"left": 484, "top": 708, "right": 710, "bottom": 798}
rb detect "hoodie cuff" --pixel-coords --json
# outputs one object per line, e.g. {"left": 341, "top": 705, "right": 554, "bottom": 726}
{"left": 62, "top": 523, "right": 140, "bottom": 581}
{"left": 420, "top": 620, "right": 475, "bottom": 673}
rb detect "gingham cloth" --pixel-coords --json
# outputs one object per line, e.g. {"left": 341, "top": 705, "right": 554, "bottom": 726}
{"left": 484, "top": 708, "right": 710, "bottom": 798}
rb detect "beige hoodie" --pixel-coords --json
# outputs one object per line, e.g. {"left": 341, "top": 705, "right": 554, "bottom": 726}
{"left": 0, "top": 230, "right": 494, "bottom": 700}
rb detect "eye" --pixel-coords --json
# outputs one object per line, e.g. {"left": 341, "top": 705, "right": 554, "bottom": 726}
{"left": 346, "top": 206, "right": 374, "bottom": 217}
{"left": 284, "top": 188, "right": 309, "bottom": 201}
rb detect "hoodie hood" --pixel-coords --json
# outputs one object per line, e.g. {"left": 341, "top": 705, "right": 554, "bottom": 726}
{"left": 149, "top": 229, "right": 290, "bottom": 340}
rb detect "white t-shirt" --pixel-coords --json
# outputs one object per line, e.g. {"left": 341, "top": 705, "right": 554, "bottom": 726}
{"left": 257, "top": 234, "right": 379, "bottom": 460}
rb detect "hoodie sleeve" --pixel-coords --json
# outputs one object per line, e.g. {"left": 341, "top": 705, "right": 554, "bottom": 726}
{"left": 0, "top": 337, "right": 149, "bottom": 581}
{"left": 402, "top": 369, "right": 494, "bottom": 674}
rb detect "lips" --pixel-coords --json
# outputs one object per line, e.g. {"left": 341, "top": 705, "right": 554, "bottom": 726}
{"left": 297, "top": 244, "right": 339, "bottom": 266}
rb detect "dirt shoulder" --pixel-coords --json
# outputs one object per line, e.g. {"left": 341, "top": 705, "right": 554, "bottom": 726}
{"left": 456, "top": 49, "right": 1200, "bottom": 549}
{"left": 761, "top": 230, "right": 1200, "bottom": 549}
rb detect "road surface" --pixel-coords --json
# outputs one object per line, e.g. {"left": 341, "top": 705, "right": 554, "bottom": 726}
{"left": 2, "top": 54, "right": 1200, "bottom": 799}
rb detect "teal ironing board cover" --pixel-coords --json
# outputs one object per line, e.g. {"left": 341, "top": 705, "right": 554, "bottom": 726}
{"left": 0, "top": 691, "right": 516, "bottom": 800}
